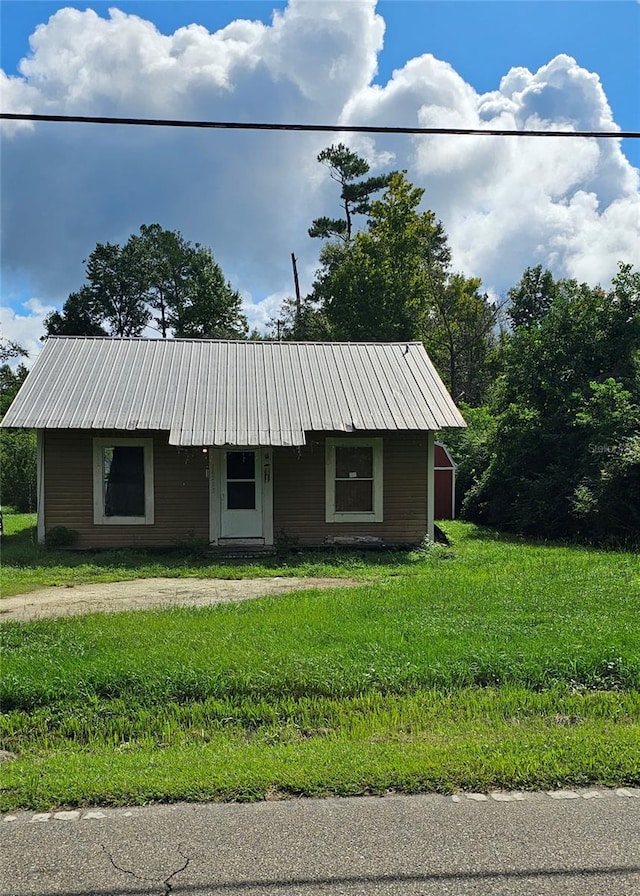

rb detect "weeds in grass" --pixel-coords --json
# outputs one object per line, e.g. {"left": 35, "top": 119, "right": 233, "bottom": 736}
{"left": 2, "top": 561, "right": 638, "bottom": 711}
{"left": 0, "top": 513, "right": 416, "bottom": 596}
{"left": 2, "top": 688, "right": 638, "bottom": 810}
{"left": 1, "top": 516, "right": 639, "bottom": 808}
{"left": 2, "top": 688, "right": 637, "bottom": 752}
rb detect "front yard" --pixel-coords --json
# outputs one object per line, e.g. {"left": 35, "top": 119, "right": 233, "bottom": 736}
{"left": 1, "top": 516, "right": 638, "bottom": 809}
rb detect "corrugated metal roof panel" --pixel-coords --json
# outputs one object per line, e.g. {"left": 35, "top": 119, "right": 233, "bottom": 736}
{"left": 2, "top": 337, "right": 465, "bottom": 443}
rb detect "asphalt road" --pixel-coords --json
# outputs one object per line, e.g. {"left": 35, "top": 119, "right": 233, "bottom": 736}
{"left": 2, "top": 789, "right": 639, "bottom": 896}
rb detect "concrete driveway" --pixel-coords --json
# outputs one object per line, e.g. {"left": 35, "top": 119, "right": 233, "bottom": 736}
{"left": 0, "top": 576, "right": 359, "bottom": 622}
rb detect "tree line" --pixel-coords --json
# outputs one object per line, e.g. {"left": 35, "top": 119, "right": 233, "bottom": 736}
{"left": 449, "top": 262, "right": 639, "bottom": 542}
{"left": 273, "top": 146, "right": 497, "bottom": 407}
{"left": 44, "top": 223, "right": 248, "bottom": 340}
{"left": 2, "top": 144, "right": 638, "bottom": 542}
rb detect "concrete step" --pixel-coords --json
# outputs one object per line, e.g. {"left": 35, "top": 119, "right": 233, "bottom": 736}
{"left": 206, "top": 546, "right": 276, "bottom": 560}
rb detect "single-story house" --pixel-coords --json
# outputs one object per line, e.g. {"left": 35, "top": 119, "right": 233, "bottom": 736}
{"left": 1, "top": 337, "right": 465, "bottom": 549}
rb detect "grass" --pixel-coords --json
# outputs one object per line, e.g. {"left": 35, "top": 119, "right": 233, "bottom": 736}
{"left": 1, "top": 514, "right": 639, "bottom": 809}
{"left": 0, "top": 513, "right": 402, "bottom": 596}
{"left": 2, "top": 689, "right": 638, "bottom": 809}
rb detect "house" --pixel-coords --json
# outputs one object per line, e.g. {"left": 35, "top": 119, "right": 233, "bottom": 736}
{"left": 1, "top": 337, "right": 465, "bottom": 549}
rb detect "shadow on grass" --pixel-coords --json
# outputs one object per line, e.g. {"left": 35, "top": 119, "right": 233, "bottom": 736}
{"left": 448, "top": 519, "right": 640, "bottom": 554}
{"left": 0, "top": 527, "right": 39, "bottom": 547}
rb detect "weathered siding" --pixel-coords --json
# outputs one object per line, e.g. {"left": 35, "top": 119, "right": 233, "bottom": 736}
{"left": 273, "top": 432, "right": 429, "bottom": 546}
{"left": 43, "top": 429, "right": 429, "bottom": 549}
{"left": 43, "top": 430, "right": 209, "bottom": 548}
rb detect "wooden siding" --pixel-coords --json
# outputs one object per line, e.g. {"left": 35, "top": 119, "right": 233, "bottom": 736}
{"left": 43, "top": 430, "right": 209, "bottom": 548}
{"left": 43, "top": 429, "right": 430, "bottom": 549}
{"left": 273, "top": 432, "right": 429, "bottom": 546}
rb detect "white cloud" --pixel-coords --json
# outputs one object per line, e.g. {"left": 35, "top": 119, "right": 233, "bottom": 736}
{"left": 1, "top": 0, "right": 638, "bottom": 353}
{"left": 1, "top": 1, "right": 385, "bottom": 312}
{"left": 243, "top": 290, "right": 291, "bottom": 334}
{"left": 0, "top": 298, "right": 55, "bottom": 365}
{"left": 343, "top": 50, "right": 639, "bottom": 296}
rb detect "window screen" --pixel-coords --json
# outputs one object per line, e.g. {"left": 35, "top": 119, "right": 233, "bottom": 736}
{"left": 226, "top": 451, "right": 256, "bottom": 510}
{"left": 103, "top": 446, "right": 145, "bottom": 517}
{"left": 334, "top": 446, "right": 374, "bottom": 512}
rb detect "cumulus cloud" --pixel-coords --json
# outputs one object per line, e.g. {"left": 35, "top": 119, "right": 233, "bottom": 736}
{"left": 1, "top": 0, "right": 638, "bottom": 360}
{"left": 344, "top": 51, "right": 639, "bottom": 292}
{"left": 0, "top": 298, "right": 56, "bottom": 363}
{"left": 1, "top": 2, "right": 383, "bottom": 309}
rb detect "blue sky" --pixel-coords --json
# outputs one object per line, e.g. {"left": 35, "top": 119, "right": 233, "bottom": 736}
{"left": 3, "top": 1, "right": 638, "bottom": 158}
{"left": 1, "top": 1, "right": 639, "bottom": 357}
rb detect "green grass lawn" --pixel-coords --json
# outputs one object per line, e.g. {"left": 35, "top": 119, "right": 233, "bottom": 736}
{"left": 1, "top": 514, "right": 639, "bottom": 810}
{"left": 0, "top": 512, "right": 399, "bottom": 596}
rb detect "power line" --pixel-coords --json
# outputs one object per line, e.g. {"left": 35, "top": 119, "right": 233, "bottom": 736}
{"left": 1, "top": 112, "right": 638, "bottom": 139}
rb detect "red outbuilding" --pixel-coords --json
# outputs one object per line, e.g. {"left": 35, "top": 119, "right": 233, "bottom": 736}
{"left": 434, "top": 442, "right": 457, "bottom": 520}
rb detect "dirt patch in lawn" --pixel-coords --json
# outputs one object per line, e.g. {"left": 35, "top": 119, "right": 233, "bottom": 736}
{"left": 0, "top": 577, "right": 360, "bottom": 623}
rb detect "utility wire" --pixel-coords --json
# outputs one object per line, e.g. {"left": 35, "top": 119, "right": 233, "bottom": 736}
{"left": 1, "top": 112, "right": 638, "bottom": 139}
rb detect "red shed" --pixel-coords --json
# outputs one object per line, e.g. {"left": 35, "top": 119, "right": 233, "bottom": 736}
{"left": 434, "top": 442, "right": 457, "bottom": 520}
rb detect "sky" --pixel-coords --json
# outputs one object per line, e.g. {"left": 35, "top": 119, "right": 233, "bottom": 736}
{"left": 1, "top": 0, "right": 639, "bottom": 362}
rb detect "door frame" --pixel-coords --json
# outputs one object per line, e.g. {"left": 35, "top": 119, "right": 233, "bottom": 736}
{"left": 208, "top": 447, "right": 274, "bottom": 545}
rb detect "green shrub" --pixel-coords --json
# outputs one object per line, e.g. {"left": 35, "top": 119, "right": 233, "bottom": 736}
{"left": 45, "top": 526, "right": 79, "bottom": 548}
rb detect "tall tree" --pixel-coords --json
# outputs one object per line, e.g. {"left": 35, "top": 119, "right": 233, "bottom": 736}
{"left": 272, "top": 144, "right": 393, "bottom": 341}
{"left": 43, "top": 288, "right": 107, "bottom": 337}
{"left": 277, "top": 150, "right": 497, "bottom": 404}
{"left": 308, "top": 143, "right": 393, "bottom": 244}
{"left": 168, "top": 245, "right": 248, "bottom": 339}
{"left": 43, "top": 226, "right": 248, "bottom": 340}
{"left": 506, "top": 265, "right": 556, "bottom": 330}
{"left": 285, "top": 168, "right": 496, "bottom": 402}
{"left": 429, "top": 274, "right": 497, "bottom": 405}
{"left": 313, "top": 172, "right": 450, "bottom": 342}
{"left": 135, "top": 224, "right": 191, "bottom": 339}
{"left": 85, "top": 240, "right": 151, "bottom": 337}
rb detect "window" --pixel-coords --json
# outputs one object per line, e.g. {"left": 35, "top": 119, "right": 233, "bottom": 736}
{"left": 93, "top": 438, "right": 154, "bottom": 525}
{"left": 226, "top": 451, "right": 256, "bottom": 510}
{"left": 325, "top": 438, "right": 383, "bottom": 522}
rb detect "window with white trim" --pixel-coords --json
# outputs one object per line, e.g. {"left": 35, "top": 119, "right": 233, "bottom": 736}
{"left": 93, "top": 438, "right": 154, "bottom": 525}
{"left": 325, "top": 438, "right": 383, "bottom": 522}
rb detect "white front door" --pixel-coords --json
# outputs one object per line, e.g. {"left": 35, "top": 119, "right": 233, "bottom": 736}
{"left": 218, "top": 448, "right": 264, "bottom": 540}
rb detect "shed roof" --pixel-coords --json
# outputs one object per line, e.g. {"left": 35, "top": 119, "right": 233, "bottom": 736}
{"left": 2, "top": 337, "right": 465, "bottom": 446}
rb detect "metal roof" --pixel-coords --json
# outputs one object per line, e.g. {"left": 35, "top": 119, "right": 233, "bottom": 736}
{"left": 2, "top": 337, "right": 466, "bottom": 446}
